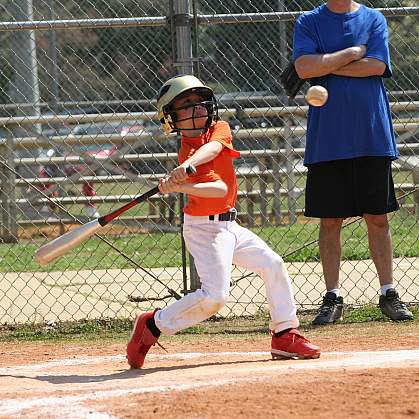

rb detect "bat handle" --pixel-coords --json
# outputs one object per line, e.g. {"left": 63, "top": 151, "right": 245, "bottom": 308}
{"left": 185, "top": 164, "right": 196, "bottom": 175}
{"left": 98, "top": 165, "right": 196, "bottom": 227}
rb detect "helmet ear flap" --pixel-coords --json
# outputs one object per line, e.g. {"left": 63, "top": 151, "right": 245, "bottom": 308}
{"left": 159, "top": 108, "right": 177, "bottom": 134}
{"left": 162, "top": 113, "right": 175, "bottom": 134}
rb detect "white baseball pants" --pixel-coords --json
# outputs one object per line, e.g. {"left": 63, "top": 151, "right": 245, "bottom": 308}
{"left": 155, "top": 214, "right": 299, "bottom": 335}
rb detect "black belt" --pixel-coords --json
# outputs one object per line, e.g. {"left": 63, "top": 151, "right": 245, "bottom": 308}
{"left": 209, "top": 209, "right": 237, "bottom": 221}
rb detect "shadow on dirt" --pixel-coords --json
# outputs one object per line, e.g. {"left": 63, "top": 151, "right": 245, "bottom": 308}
{"left": 0, "top": 357, "right": 284, "bottom": 384}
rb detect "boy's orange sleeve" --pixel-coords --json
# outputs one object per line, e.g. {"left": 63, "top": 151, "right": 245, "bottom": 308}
{"left": 189, "top": 171, "right": 221, "bottom": 183}
{"left": 208, "top": 121, "right": 241, "bottom": 158}
{"left": 187, "top": 162, "right": 221, "bottom": 184}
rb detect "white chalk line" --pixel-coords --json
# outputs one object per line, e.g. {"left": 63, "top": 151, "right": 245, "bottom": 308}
{"left": 36, "top": 404, "right": 116, "bottom": 419}
{"left": 0, "top": 352, "right": 268, "bottom": 375}
{"left": 0, "top": 349, "right": 418, "bottom": 375}
{"left": 0, "top": 350, "right": 418, "bottom": 417}
{"left": 0, "top": 377, "right": 245, "bottom": 416}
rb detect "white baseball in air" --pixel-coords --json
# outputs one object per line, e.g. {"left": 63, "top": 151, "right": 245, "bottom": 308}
{"left": 305, "top": 85, "right": 328, "bottom": 107}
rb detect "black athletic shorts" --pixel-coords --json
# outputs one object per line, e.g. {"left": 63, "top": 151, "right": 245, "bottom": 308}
{"left": 304, "top": 156, "right": 399, "bottom": 218}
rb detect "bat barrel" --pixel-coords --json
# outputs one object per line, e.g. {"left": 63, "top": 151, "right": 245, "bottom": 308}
{"left": 35, "top": 219, "right": 102, "bottom": 266}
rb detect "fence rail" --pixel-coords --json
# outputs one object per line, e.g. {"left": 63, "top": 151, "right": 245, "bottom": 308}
{"left": 1, "top": 7, "right": 418, "bottom": 32}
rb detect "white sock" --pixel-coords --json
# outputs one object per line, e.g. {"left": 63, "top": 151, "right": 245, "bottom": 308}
{"left": 381, "top": 284, "right": 394, "bottom": 296}
{"left": 328, "top": 288, "right": 340, "bottom": 298}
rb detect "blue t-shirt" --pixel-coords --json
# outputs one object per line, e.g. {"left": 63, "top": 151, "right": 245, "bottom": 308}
{"left": 292, "top": 4, "right": 398, "bottom": 165}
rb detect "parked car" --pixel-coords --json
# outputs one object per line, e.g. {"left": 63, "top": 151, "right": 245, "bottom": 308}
{"left": 129, "top": 137, "right": 178, "bottom": 175}
{"left": 240, "top": 116, "right": 283, "bottom": 129}
{"left": 68, "top": 121, "right": 126, "bottom": 137}
{"left": 66, "top": 121, "right": 126, "bottom": 176}
{"left": 120, "top": 121, "right": 146, "bottom": 136}
{"left": 227, "top": 118, "right": 244, "bottom": 133}
{"left": 62, "top": 143, "right": 117, "bottom": 176}
{"left": 143, "top": 120, "right": 162, "bottom": 135}
{"left": 40, "top": 107, "right": 101, "bottom": 138}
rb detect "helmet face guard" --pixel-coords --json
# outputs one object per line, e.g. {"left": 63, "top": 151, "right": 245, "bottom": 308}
{"left": 163, "top": 95, "right": 218, "bottom": 134}
{"left": 157, "top": 75, "right": 218, "bottom": 134}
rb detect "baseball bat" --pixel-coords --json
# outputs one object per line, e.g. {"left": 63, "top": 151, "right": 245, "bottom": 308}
{"left": 35, "top": 165, "right": 196, "bottom": 266}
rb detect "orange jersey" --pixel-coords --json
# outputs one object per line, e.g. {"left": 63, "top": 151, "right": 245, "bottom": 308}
{"left": 179, "top": 121, "right": 241, "bottom": 216}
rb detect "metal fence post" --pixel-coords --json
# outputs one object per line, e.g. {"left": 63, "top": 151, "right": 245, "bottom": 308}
{"left": 46, "top": 0, "right": 60, "bottom": 113}
{"left": 173, "top": 0, "right": 193, "bottom": 75}
{"left": 0, "top": 132, "right": 18, "bottom": 243}
{"left": 413, "top": 171, "right": 419, "bottom": 220}
{"left": 173, "top": 0, "right": 200, "bottom": 291}
{"left": 284, "top": 116, "right": 297, "bottom": 224}
{"left": 8, "top": 0, "right": 41, "bottom": 179}
{"left": 272, "top": 150, "right": 282, "bottom": 225}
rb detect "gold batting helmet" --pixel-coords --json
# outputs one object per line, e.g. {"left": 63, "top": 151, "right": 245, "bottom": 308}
{"left": 156, "top": 75, "right": 217, "bottom": 134}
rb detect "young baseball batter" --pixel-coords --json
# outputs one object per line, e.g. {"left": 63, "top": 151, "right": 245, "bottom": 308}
{"left": 127, "top": 75, "right": 320, "bottom": 368}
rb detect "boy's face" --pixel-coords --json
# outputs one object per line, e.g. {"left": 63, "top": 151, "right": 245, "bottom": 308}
{"left": 172, "top": 92, "right": 209, "bottom": 136}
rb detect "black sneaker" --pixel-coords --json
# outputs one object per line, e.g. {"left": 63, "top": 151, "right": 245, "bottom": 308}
{"left": 312, "top": 292, "right": 344, "bottom": 325}
{"left": 379, "top": 289, "right": 413, "bottom": 321}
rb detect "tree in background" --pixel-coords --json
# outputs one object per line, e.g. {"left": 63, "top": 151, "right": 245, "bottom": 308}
{"left": 0, "top": 0, "right": 417, "bottom": 109}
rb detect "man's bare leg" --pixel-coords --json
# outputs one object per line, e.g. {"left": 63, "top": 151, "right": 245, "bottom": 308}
{"left": 363, "top": 213, "right": 393, "bottom": 286}
{"left": 319, "top": 218, "right": 344, "bottom": 291}
{"left": 312, "top": 218, "right": 345, "bottom": 325}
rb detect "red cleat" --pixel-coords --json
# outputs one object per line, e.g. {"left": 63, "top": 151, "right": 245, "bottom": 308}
{"left": 271, "top": 329, "right": 321, "bottom": 360}
{"left": 126, "top": 310, "right": 160, "bottom": 368}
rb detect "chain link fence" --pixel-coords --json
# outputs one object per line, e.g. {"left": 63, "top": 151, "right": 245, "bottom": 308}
{"left": 0, "top": 0, "right": 418, "bottom": 324}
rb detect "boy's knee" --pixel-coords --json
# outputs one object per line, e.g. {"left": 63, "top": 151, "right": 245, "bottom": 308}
{"left": 257, "top": 252, "right": 285, "bottom": 275}
{"left": 273, "top": 253, "right": 285, "bottom": 268}
{"left": 201, "top": 289, "right": 228, "bottom": 314}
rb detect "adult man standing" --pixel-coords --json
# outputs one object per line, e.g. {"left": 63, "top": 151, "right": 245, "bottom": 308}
{"left": 292, "top": 0, "right": 413, "bottom": 324}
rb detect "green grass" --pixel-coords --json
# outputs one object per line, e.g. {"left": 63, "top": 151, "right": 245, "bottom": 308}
{"left": 0, "top": 318, "right": 132, "bottom": 342}
{"left": 0, "top": 305, "right": 417, "bottom": 342}
{"left": 1, "top": 210, "right": 417, "bottom": 272}
{"left": 342, "top": 305, "right": 386, "bottom": 323}
{"left": 257, "top": 211, "right": 418, "bottom": 261}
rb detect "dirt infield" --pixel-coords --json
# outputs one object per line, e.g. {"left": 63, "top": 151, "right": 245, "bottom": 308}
{"left": 0, "top": 325, "right": 418, "bottom": 419}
